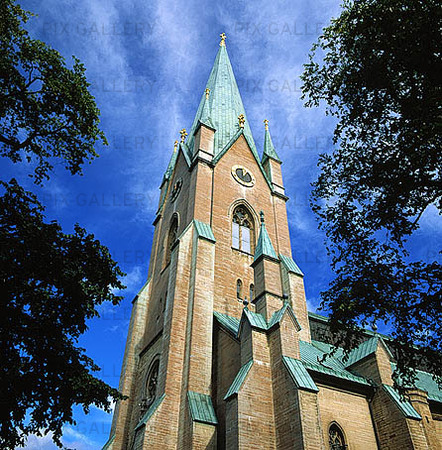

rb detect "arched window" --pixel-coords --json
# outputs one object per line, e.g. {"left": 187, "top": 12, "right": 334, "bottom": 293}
{"left": 250, "top": 284, "right": 255, "bottom": 301}
{"left": 329, "top": 423, "right": 347, "bottom": 450}
{"left": 165, "top": 216, "right": 178, "bottom": 266}
{"left": 232, "top": 206, "right": 254, "bottom": 254}
{"left": 146, "top": 359, "right": 159, "bottom": 404}
{"left": 143, "top": 358, "right": 160, "bottom": 410}
{"left": 236, "top": 279, "right": 243, "bottom": 299}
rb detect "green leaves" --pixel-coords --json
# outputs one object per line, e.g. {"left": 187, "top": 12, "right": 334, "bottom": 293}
{"left": 302, "top": 0, "right": 442, "bottom": 387}
{"left": 0, "top": 0, "right": 107, "bottom": 185}
{"left": 0, "top": 181, "right": 126, "bottom": 448}
{"left": 0, "top": 1, "right": 124, "bottom": 447}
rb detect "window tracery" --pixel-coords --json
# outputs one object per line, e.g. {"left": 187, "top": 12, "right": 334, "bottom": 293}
{"left": 139, "top": 358, "right": 160, "bottom": 417}
{"left": 329, "top": 423, "right": 347, "bottom": 450}
{"left": 232, "top": 206, "right": 254, "bottom": 254}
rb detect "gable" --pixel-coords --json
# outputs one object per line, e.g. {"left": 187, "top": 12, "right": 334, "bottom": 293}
{"left": 213, "top": 132, "right": 273, "bottom": 192}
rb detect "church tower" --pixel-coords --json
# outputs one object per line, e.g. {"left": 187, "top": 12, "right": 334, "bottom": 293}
{"left": 104, "top": 35, "right": 442, "bottom": 450}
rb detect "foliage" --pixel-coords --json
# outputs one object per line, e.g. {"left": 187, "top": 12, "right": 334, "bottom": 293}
{"left": 0, "top": 1, "right": 124, "bottom": 448}
{"left": 301, "top": 0, "right": 442, "bottom": 387}
{"left": 0, "top": 0, "right": 107, "bottom": 184}
{"left": 0, "top": 181, "right": 125, "bottom": 448}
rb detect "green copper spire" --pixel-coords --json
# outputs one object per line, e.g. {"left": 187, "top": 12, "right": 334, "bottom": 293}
{"left": 187, "top": 34, "right": 259, "bottom": 158}
{"left": 254, "top": 211, "right": 278, "bottom": 261}
{"left": 262, "top": 119, "right": 281, "bottom": 163}
{"left": 199, "top": 88, "right": 215, "bottom": 130}
{"left": 164, "top": 140, "right": 179, "bottom": 180}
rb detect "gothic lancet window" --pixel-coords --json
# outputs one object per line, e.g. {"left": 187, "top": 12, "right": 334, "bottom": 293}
{"left": 165, "top": 216, "right": 178, "bottom": 266}
{"left": 329, "top": 423, "right": 347, "bottom": 450}
{"left": 232, "top": 206, "right": 254, "bottom": 254}
{"left": 145, "top": 359, "right": 159, "bottom": 406}
{"left": 139, "top": 357, "right": 160, "bottom": 419}
{"left": 250, "top": 284, "right": 255, "bottom": 301}
{"left": 237, "top": 279, "right": 243, "bottom": 299}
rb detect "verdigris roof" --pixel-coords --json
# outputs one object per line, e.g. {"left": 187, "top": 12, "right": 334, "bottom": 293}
{"left": 342, "top": 336, "right": 394, "bottom": 368}
{"left": 391, "top": 363, "right": 442, "bottom": 403}
{"left": 224, "top": 360, "right": 253, "bottom": 400}
{"left": 300, "top": 340, "right": 371, "bottom": 386}
{"left": 187, "top": 43, "right": 259, "bottom": 159}
{"left": 283, "top": 356, "right": 318, "bottom": 392}
{"left": 158, "top": 40, "right": 280, "bottom": 199}
{"left": 279, "top": 254, "right": 304, "bottom": 277}
{"left": 383, "top": 385, "right": 421, "bottom": 419}
{"left": 187, "top": 391, "right": 218, "bottom": 425}
{"left": 243, "top": 308, "right": 268, "bottom": 330}
{"left": 344, "top": 337, "right": 381, "bottom": 367}
{"left": 215, "top": 304, "right": 300, "bottom": 338}
{"left": 193, "top": 219, "right": 216, "bottom": 243}
{"left": 263, "top": 126, "right": 281, "bottom": 163}
{"left": 199, "top": 95, "right": 215, "bottom": 130}
{"left": 268, "top": 302, "right": 301, "bottom": 330}
{"left": 214, "top": 310, "right": 442, "bottom": 402}
{"left": 214, "top": 311, "right": 240, "bottom": 337}
{"left": 254, "top": 214, "right": 278, "bottom": 262}
{"left": 164, "top": 144, "right": 178, "bottom": 181}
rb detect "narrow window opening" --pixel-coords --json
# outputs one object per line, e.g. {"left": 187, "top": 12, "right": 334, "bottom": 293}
{"left": 139, "top": 358, "right": 160, "bottom": 418}
{"left": 237, "top": 279, "right": 243, "bottom": 299}
{"left": 232, "top": 206, "right": 255, "bottom": 254}
{"left": 165, "top": 216, "right": 178, "bottom": 266}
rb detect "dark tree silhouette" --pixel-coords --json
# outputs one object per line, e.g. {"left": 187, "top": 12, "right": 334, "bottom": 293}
{"left": 0, "top": 1, "right": 125, "bottom": 447}
{"left": 301, "top": 0, "right": 441, "bottom": 387}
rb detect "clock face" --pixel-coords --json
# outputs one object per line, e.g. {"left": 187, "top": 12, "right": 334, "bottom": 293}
{"left": 231, "top": 165, "right": 255, "bottom": 187}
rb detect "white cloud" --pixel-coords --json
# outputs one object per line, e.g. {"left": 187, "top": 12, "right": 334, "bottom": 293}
{"left": 25, "top": 432, "right": 58, "bottom": 450}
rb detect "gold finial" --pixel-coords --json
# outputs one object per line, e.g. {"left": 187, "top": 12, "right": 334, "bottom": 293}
{"left": 263, "top": 119, "right": 269, "bottom": 131}
{"left": 205, "top": 88, "right": 210, "bottom": 100}
{"left": 220, "top": 33, "right": 226, "bottom": 46}
{"left": 238, "top": 114, "right": 245, "bottom": 129}
{"left": 173, "top": 140, "right": 178, "bottom": 152}
{"left": 180, "top": 129, "right": 188, "bottom": 143}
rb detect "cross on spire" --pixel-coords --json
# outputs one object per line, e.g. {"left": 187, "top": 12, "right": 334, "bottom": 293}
{"left": 180, "top": 128, "right": 188, "bottom": 143}
{"left": 263, "top": 119, "right": 269, "bottom": 131}
{"left": 219, "top": 33, "right": 226, "bottom": 46}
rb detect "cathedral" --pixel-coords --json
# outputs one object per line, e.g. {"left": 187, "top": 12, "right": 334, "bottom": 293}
{"left": 104, "top": 35, "right": 442, "bottom": 449}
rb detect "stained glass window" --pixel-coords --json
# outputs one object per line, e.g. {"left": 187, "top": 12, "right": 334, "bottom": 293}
{"left": 329, "top": 423, "right": 347, "bottom": 450}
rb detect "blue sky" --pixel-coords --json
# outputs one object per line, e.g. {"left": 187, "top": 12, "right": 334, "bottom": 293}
{"left": 4, "top": 0, "right": 440, "bottom": 448}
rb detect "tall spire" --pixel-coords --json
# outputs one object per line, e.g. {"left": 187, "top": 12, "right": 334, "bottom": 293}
{"left": 262, "top": 119, "right": 281, "bottom": 163}
{"left": 187, "top": 34, "right": 258, "bottom": 158}
{"left": 254, "top": 211, "right": 277, "bottom": 261}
